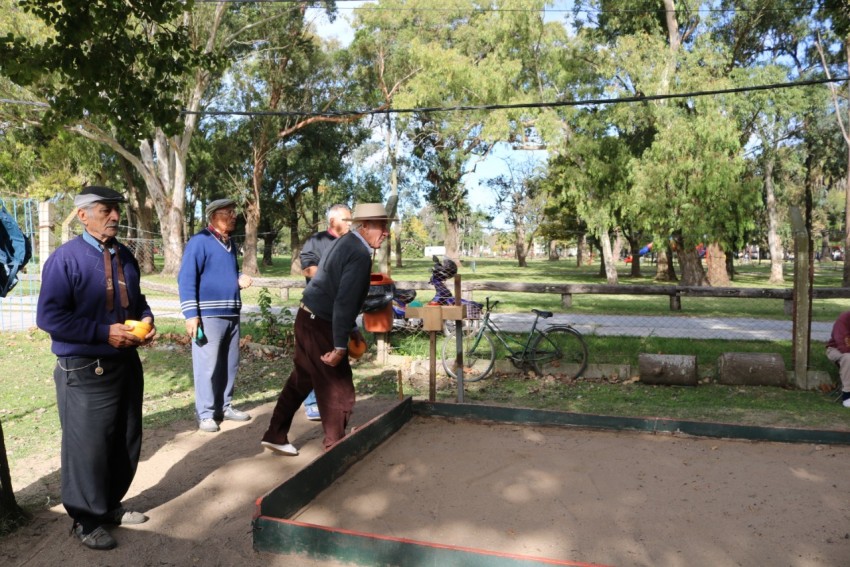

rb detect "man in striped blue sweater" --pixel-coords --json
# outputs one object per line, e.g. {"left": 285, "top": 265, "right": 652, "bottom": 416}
{"left": 178, "top": 199, "right": 253, "bottom": 432}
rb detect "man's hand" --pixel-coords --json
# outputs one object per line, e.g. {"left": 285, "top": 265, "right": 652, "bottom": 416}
{"left": 140, "top": 316, "right": 157, "bottom": 345}
{"left": 238, "top": 274, "right": 253, "bottom": 289}
{"left": 185, "top": 317, "right": 200, "bottom": 340}
{"left": 321, "top": 348, "right": 348, "bottom": 367}
{"left": 108, "top": 323, "right": 142, "bottom": 348}
{"left": 302, "top": 266, "right": 318, "bottom": 279}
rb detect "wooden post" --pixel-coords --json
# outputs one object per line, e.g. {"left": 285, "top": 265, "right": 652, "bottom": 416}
{"left": 38, "top": 201, "right": 55, "bottom": 274}
{"left": 429, "top": 332, "right": 437, "bottom": 402}
{"left": 561, "top": 293, "right": 572, "bottom": 309}
{"left": 669, "top": 293, "right": 681, "bottom": 311}
{"left": 790, "top": 207, "right": 811, "bottom": 388}
{"left": 454, "top": 274, "right": 464, "bottom": 404}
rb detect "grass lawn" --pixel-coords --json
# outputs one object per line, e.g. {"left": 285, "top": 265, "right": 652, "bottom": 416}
{"left": 4, "top": 255, "right": 850, "bottom": 519}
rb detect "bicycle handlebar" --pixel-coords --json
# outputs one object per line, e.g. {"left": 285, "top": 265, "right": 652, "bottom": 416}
{"left": 486, "top": 297, "right": 499, "bottom": 311}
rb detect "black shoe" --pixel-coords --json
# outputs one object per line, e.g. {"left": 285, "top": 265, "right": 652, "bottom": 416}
{"left": 72, "top": 524, "right": 117, "bottom": 550}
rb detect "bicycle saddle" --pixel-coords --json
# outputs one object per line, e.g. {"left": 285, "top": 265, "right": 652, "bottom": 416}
{"left": 531, "top": 309, "right": 553, "bottom": 318}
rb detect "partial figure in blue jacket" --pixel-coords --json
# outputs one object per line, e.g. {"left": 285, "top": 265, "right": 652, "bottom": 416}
{"left": 37, "top": 186, "right": 155, "bottom": 551}
{"left": 178, "top": 198, "right": 253, "bottom": 433}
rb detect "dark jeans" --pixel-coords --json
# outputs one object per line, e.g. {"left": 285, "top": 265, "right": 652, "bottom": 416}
{"left": 54, "top": 351, "right": 143, "bottom": 530}
{"left": 263, "top": 309, "right": 355, "bottom": 450}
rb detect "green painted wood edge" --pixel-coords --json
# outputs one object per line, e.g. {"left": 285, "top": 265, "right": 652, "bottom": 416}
{"left": 412, "top": 402, "right": 850, "bottom": 445}
{"left": 258, "top": 397, "right": 414, "bottom": 519}
{"left": 253, "top": 517, "right": 600, "bottom": 567}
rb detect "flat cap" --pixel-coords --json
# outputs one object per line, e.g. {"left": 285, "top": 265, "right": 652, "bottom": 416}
{"left": 74, "top": 186, "right": 127, "bottom": 208}
{"left": 205, "top": 198, "right": 237, "bottom": 220}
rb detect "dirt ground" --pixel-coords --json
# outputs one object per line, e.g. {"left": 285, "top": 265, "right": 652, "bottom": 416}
{"left": 3, "top": 397, "right": 850, "bottom": 567}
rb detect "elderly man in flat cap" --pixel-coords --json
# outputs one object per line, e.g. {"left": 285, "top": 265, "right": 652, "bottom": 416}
{"left": 261, "top": 203, "right": 392, "bottom": 456}
{"left": 178, "top": 198, "right": 253, "bottom": 433}
{"left": 37, "top": 185, "right": 155, "bottom": 550}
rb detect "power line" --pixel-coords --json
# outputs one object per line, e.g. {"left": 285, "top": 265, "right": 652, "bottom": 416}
{"left": 181, "top": 76, "right": 850, "bottom": 119}
{"left": 195, "top": 0, "right": 809, "bottom": 15}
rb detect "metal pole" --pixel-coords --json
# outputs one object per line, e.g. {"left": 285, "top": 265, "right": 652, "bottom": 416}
{"left": 454, "top": 274, "right": 464, "bottom": 403}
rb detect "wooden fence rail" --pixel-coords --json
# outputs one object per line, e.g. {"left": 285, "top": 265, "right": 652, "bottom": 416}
{"left": 143, "top": 278, "right": 850, "bottom": 315}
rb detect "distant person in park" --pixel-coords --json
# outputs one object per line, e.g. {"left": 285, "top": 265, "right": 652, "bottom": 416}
{"left": 178, "top": 198, "right": 253, "bottom": 433}
{"left": 261, "top": 203, "right": 392, "bottom": 456}
{"left": 36, "top": 186, "right": 155, "bottom": 550}
{"left": 826, "top": 310, "right": 850, "bottom": 408}
{"left": 298, "top": 203, "right": 352, "bottom": 421}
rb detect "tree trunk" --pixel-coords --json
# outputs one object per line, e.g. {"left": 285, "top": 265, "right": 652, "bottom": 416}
{"left": 725, "top": 250, "right": 735, "bottom": 281}
{"left": 676, "top": 236, "right": 708, "bottom": 286}
{"left": 821, "top": 230, "right": 832, "bottom": 263}
{"left": 627, "top": 233, "right": 641, "bottom": 277}
{"left": 764, "top": 155, "right": 784, "bottom": 284}
{"left": 514, "top": 223, "right": 528, "bottom": 267}
{"left": 655, "top": 246, "right": 672, "bottom": 281}
{"left": 577, "top": 232, "right": 587, "bottom": 267}
{"left": 120, "top": 157, "right": 156, "bottom": 274}
{"left": 443, "top": 211, "right": 460, "bottom": 261}
{"left": 548, "top": 239, "right": 559, "bottom": 261}
{"left": 262, "top": 231, "right": 278, "bottom": 266}
{"left": 288, "top": 198, "right": 302, "bottom": 276}
{"left": 0, "top": 419, "right": 29, "bottom": 534}
{"left": 705, "top": 242, "right": 729, "bottom": 286}
{"left": 242, "top": 200, "right": 261, "bottom": 276}
{"left": 844, "top": 144, "right": 850, "bottom": 286}
{"left": 598, "top": 229, "right": 619, "bottom": 284}
{"left": 611, "top": 228, "right": 623, "bottom": 265}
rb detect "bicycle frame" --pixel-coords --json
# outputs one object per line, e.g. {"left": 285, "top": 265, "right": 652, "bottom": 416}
{"left": 473, "top": 301, "right": 547, "bottom": 366}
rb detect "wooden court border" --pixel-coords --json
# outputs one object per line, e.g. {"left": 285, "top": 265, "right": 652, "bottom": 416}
{"left": 253, "top": 398, "right": 850, "bottom": 565}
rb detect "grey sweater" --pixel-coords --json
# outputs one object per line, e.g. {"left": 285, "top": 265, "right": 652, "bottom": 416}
{"left": 301, "top": 231, "right": 372, "bottom": 348}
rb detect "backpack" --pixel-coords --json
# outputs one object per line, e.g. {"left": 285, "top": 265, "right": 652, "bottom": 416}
{"left": 0, "top": 204, "right": 33, "bottom": 298}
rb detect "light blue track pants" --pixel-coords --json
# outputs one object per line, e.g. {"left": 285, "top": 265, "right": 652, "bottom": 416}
{"left": 192, "top": 316, "right": 240, "bottom": 420}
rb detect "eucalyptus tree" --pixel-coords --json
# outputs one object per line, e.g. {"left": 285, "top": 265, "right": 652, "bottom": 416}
{"left": 484, "top": 157, "right": 548, "bottom": 267}
{"left": 815, "top": 0, "right": 850, "bottom": 284}
{"left": 350, "top": 0, "right": 425, "bottom": 269}
{"left": 216, "top": 2, "right": 373, "bottom": 276}
{"left": 356, "top": 0, "right": 555, "bottom": 261}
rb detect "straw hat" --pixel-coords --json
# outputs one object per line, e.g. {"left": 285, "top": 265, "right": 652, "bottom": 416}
{"left": 350, "top": 203, "right": 398, "bottom": 222}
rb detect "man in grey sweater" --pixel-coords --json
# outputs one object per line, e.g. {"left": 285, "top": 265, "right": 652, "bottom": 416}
{"left": 261, "top": 203, "right": 393, "bottom": 455}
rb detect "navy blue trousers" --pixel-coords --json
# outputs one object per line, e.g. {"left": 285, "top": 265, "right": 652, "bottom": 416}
{"left": 54, "top": 351, "right": 143, "bottom": 530}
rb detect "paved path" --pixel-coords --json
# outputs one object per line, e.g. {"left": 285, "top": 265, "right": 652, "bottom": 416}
{"left": 1, "top": 296, "right": 831, "bottom": 342}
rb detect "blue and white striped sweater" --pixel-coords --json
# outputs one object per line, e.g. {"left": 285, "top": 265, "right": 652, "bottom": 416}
{"left": 177, "top": 229, "right": 243, "bottom": 319}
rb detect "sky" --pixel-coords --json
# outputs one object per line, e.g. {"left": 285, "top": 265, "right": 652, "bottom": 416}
{"left": 305, "top": 1, "right": 556, "bottom": 227}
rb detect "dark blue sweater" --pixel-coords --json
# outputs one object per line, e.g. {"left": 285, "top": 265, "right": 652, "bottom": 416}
{"left": 37, "top": 236, "right": 153, "bottom": 357}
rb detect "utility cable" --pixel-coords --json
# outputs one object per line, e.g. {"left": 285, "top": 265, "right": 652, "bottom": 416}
{"left": 180, "top": 76, "right": 850, "bottom": 119}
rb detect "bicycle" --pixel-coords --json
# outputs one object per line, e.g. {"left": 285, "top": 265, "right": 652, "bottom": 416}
{"left": 440, "top": 297, "right": 588, "bottom": 382}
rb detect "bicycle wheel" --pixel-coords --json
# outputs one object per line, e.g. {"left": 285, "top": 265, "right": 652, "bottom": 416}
{"left": 441, "top": 327, "right": 496, "bottom": 382}
{"left": 530, "top": 326, "right": 588, "bottom": 379}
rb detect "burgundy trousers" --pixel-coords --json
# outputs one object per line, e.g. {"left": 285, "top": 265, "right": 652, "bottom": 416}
{"left": 262, "top": 308, "right": 355, "bottom": 450}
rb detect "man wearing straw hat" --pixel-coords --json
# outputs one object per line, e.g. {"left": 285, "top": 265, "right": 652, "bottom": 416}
{"left": 261, "top": 203, "right": 393, "bottom": 455}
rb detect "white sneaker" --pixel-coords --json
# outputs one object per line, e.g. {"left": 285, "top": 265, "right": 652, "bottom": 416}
{"left": 261, "top": 441, "right": 298, "bottom": 456}
{"left": 842, "top": 398, "right": 850, "bottom": 408}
